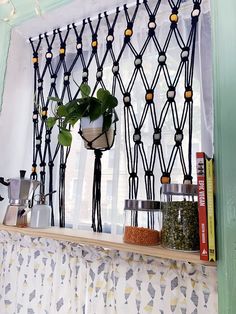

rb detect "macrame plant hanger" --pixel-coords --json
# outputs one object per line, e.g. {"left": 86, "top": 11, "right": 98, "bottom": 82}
{"left": 29, "top": 0, "right": 201, "bottom": 231}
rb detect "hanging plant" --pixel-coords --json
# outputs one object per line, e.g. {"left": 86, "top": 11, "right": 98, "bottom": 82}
{"left": 46, "top": 83, "right": 118, "bottom": 148}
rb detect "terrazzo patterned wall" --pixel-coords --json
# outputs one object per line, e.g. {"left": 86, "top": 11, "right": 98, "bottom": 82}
{"left": 0, "top": 231, "right": 217, "bottom": 313}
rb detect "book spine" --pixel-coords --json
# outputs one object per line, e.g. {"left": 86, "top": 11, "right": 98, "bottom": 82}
{"left": 206, "top": 158, "right": 216, "bottom": 261}
{"left": 196, "top": 152, "right": 209, "bottom": 261}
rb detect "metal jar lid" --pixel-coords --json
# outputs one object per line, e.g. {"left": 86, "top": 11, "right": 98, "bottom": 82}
{"left": 124, "top": 199, "right": 160, "bottom": 211}
{"left": 161, "top": 183, "right": 197, "bottom": 196}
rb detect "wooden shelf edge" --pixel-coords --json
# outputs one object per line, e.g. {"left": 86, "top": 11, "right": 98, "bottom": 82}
{"left": 0, "top": 224, "right": 216, "bottom": 267}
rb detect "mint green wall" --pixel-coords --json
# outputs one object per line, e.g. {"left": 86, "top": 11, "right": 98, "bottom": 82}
{"left": 211, "top": 0, "right": 236, "bottom": 313}
{"left": 0, "top": 0, "right": 72, "bottom": 112}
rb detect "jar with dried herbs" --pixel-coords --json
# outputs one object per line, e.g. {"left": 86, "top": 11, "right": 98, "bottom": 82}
{"left": 161, "top": 184, "right": 199, "bottom": 251}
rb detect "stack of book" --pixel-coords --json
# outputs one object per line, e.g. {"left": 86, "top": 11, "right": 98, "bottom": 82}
{"left": 196, "top": 152, "right": 216, "bottom": 262}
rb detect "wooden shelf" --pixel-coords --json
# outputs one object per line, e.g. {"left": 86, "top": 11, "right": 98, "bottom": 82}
{"left": 0, "top": 224, "right": 216, "bottom": 266}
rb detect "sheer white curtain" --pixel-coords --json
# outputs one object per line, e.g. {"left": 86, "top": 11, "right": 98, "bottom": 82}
{"left": 0, "top": 0, "right": 212, "bottom": 232}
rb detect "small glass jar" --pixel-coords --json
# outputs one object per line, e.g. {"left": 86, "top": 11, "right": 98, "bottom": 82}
{"left": 161, "top": 184, "right": 199, "bottom": 251}
{"left": 123, "top": 199, "right": 161, "bottom": 246}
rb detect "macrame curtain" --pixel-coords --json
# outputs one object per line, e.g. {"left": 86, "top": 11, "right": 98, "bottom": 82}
{"left": 29, "top": 0, "right": 202, "bottom": 229}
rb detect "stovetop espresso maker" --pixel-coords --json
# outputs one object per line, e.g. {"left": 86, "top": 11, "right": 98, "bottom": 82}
{"left": 2, "top": 170, "right": 40, "bottom": 227}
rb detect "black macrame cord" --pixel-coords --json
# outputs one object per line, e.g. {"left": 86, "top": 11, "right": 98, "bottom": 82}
{"left": 29, "top": 0, "right": 201, "bottom": 230}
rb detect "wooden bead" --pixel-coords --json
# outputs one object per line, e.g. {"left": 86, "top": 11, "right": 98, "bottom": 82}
{"left": 125, "top": 29, "right": 133, "bottom": 37}
{"left": 170, "top": 14, "right": 178, "bottom": 23}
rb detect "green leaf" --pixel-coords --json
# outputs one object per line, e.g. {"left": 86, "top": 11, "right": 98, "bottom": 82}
{"left": 58, "top": 129, "right": 72, "bottom": 146}
{"left": 46, "top": 117, "right": 57, "bottom": 128}
{"left": 57, "top": 105, "right": 68, "bottom": 117}
{"left": 48, "top": 96, "right": 62, "bottom": 103}
{"left": 103, "top": 113, "right": 112, "bottom": 132}
{"left": 89, "top": 98, "right": 102, "bottom": 121}
{"left": 108, "top": 95, "right": 118, "bottom": 108}
{"left": 97, "top": 89, "right": 110, "bottom": 102}
{"left": 80, "top": 83, "right": 91, "bottom": 98}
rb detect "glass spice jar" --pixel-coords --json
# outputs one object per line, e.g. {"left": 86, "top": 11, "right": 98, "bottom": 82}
{"left": 123, "top": 199, "right": 161, "bottom": 246}
{"left": 161, "top": 184, "right": 199, "bottom": 251}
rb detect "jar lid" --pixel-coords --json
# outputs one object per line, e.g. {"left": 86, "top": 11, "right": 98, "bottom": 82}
{"left": 161, "top": 183, "right": 197, "bottom": 196}
{"left": 124, "top": 199, "right": 160, "bottom": 211}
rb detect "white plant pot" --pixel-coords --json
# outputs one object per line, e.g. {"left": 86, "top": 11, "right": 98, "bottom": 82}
{"left": 81, "top": 117, "right": 114, "bottom": 149}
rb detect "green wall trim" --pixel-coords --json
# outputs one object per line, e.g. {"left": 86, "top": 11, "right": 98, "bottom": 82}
{"left": 211, "top": 0, "right": 236, "bottom": 313}
{"left": 0, "top": 0, "right": 73, "bottom": 113}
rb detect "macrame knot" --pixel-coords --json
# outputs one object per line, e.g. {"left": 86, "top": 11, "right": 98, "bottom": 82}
{"left": 191, "top": 3, "right": 200, "bottom": 24}
{"left": 106, "top": 29, "right": 114, "bottom": 48}
{"left": 48, "top": 161, "right": 54, "bottom": 167}
{"left": 42, "top": 106, "right": 48, "bottom": 120}
{"left": 95, "top": 150, "right": 103, "bottom": 159}
{"left": 64, "top": 72, "right": 71, "bottom": 86}
{"left": 170, "top": 9, "right": 178, "bottom": 28}
{"left": 145, "top": 170, "right": 153, "bottom": 177}
{"left": 130, "top": 172, "right": 137, "bottom": 178}
{"left": 183, "top": 174, "right": 193, "bottom": 185}
{"left": 175, "top": 129, "right": 183, "bottom": 146}
{"left": 45, "top": 51, "right": 53, "bottom": 64}
{"left": 167, "top": 86, "right": 176, "bottom": 101}
{"left": 134, "top": 55, "right": 142, "bottom": 69}
{"left": 32, "top": 52, "right": 39, "bottom": 68}
{"left": 82, "top": 68, "right": 88, "bottom": 82}
{"left": 184, "top": 86, "right": 193, "bottom": 101}
{"left": 96, "top": 67, "right": 103, "bottom": 81}
{"left": 145, "top": 89, "right": 154, "bottom": 103}
{"left": 153, "top": 128, "right": 162, "bottom": 145}
{"left": 123, "top": 92, "right": 131, "bottom": 107}
{"left": 76, "top": 41, "right": 82, "bottom": 53}
{"left": 181, "top": 47, "right": 189, "bottom": 62}
{"left": 133, "top": 129, "right": 141, "bottom": 144}
{"left": 161, "top": 173, "right": 171, "bottom": 184}
{"left": 158, "top": 52, "right": 166, "bottom": 65}
{"left": 148, "top": 15, "right": 156, "bottom": 36}
{"left": 36, "top": 136, "right": 42, "bottom": 148}
{"left": 51, "top": 74, "right": 57, "bottom": 87}
{"left": 60, "top": 163, "right": 66, "bottom": 170}
{"left": 59, "top": 44, "right": 66, "bottom": 59}
{"left": 91, "top": 34, "right": 98, "bottom": 52}
{"left": 124, "top": 22, "right": 133, "bottom": 43}
{"left": 112, "top": 62, "right": 119, "bottom": 76}
{"left": 32, "top": 110, "right": 38, "bottom": 122}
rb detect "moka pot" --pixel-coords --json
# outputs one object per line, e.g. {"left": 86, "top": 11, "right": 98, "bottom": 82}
{"left": 3, "top": 170, "right": 40, "bottom": 227}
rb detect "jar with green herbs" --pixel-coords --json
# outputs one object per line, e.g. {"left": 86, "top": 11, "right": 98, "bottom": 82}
{"left": 161, "top": 184, "right": 199, "bottom": 251}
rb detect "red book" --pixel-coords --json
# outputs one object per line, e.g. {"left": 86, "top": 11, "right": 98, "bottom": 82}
{"left": 196, "top": 152, "right": 209, "bottom": 261}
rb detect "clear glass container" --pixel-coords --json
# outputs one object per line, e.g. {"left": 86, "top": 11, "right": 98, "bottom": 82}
{"left": 161, "top": 184, "right": 199, "bottom": 251}
{"left": 123, "top": 199, "right": 161, "bottom": 246}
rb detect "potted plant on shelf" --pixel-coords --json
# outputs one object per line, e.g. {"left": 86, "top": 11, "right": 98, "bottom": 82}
{"left": 46, "top": 83, "right": 118, "bottom": 149}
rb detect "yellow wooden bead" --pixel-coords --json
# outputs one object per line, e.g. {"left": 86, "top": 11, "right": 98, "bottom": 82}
{"left": 185, "top": 90, "right": 193, "bottom": 99}
{"left": 32, "top": 167, "right": 37, "bottom": 173}
{"left": 146, "top": 92, "right": 153, "bottom": 101}
{"left": 92, "top": 41, "right": 97, "bottom": 47}
{"left": 161, "top": 176, "right": 170, "bottom": 184}
{"left": 32, "top": 57, "right": 38, "bottom": 63}
{"left": 125, "top": 29, "right": 133, "bottom": 37}
{"left": 42, "top": 111, "right": 47, "bottom": 116}
{"left": 59, "top": 48, "right": 65, "bottom": 54}
{"left": 170, "top": 14, "right": 178, "bottom": 23}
